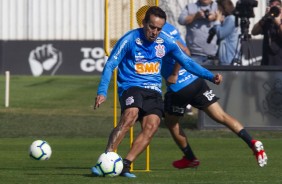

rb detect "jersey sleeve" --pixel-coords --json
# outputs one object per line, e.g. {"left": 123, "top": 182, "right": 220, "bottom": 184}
{"left": 169, "top": 42, "right": 214, "bottom": 82}
{"left": 97, "top": 36, "right": 130, "bottom": 97}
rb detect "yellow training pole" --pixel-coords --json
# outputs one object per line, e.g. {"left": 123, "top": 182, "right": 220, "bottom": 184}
{"left": 129, "top": 0, "right": 135, "bottom": 171}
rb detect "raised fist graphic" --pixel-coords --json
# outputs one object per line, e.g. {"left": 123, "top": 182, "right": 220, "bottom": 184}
{"left": 29, "top": 44, "right": 63, "bottom": 76}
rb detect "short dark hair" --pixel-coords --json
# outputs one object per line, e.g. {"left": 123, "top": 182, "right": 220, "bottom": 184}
{"left": 269, "top": 0, "right": 282, "bottom": 4}
{"left": 143, "top": 6, "right": 166, "bottom": 23}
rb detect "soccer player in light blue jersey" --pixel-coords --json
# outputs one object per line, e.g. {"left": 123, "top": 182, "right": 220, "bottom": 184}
{"left": 159, "top": 9, "right": 268, "bottom": 169}
{"left": 135, "top": 6, "right": 267, "bottom": 170}
{"left": 91, "top": 6, "right": 222, "bottom": 178}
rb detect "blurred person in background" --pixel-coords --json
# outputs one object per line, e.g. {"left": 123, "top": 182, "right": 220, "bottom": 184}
{"left": 208, "top": 0, "right": 240, "bottom": 65}
{"left": 251, "top": 0, "right": 282, "bottom": 65}
{"left": 178, "top": 0, "right": 218, "bottom": 65}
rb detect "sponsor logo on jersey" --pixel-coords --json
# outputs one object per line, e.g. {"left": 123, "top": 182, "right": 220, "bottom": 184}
{"left": 155, "top": 37, "right": 164, "bottom": 44}
{"left": 155, "top": 44, "right": 165, "bottom": 58}
{"left": 172, "top": 106, "right": 185, "bottom": 114}
{"left": 114, "top": 40, "right": 128, "bottom": 60}
{"left": 179, "top": 69, "right": 186, "bottom": 76}
{"left": 143, "top": 83, "right": 162, "bottom": 93}
{"left": 135, "top": 62, "right": 160, "bottom": 74}
{"left": 135, "top": 52, "right": 146, "bottom": 62}
{"left": 178, "top": 74, "right": 195, "bottom": 84}
{"left": 135, "top": 38, "right": 143, "bottom": 45}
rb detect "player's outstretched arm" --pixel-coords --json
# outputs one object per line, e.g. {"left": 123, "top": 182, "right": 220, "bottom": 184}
{"left": 94, "top": 95, "right": 106, "bottom": 110}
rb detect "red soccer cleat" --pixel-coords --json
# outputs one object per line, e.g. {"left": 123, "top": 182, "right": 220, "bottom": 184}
{"left": 172, "top": 156, "right": 200, "bottom": 169}
{"left": 251, "top": 140, "right": 268, "bottom": 167}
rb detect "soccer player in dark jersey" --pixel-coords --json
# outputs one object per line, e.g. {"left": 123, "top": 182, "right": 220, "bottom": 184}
{"left": 137, "top": 5, "right": 267, "bottom": 170}
{"left": 91, "top": 6, "right": 222, "bottom": 178}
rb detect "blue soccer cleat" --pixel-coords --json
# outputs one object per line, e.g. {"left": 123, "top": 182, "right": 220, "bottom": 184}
{"left": 91, "top": 166, "right": 103, "bottom": 177}
{"left": 120, "top": 163, "right": 136, "bottom": 178}
{"left": 120, "top": 171, "right": 136, "bottom": 178}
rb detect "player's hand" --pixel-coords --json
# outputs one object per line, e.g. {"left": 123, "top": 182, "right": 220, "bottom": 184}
{"left": 166, "top": 74, "right": 178, "bottom": 85}
{"left": 213, "top": 73, "right": 222, "bottom": 85}
{"left": 94, "top": 95, "right": 106, "bottom": 110}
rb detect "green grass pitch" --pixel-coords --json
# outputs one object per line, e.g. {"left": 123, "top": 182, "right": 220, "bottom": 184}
{"left": 0, "top": 76, "right": 281, "bottom": 183}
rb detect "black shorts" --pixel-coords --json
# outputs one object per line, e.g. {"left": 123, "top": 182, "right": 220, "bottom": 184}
{"left": 164, "top": 78, "right": 219, "bottom": 116}
{"left": 120, "top": 87, "right": 164, "bottom": 120}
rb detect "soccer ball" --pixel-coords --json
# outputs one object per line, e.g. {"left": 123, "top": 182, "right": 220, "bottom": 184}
{"left": 95, "top": 152, "right": 123, "bottom": 177}
{"left": 29, "top": 140, "right": 52, "bottom": 160}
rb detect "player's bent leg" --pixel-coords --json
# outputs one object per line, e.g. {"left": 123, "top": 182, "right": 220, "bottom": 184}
{"left": 126, "top": 114, "right": 160, "bottom": 162}
{"left": 204, "top": 102, "right": 244, "bottom": 133}
{"left": 120, "top": 114, "right": 160, "bottom": 178}
{"left": 165, "top": 113, "right": 188, "bottom": 149}
{"left": 252, "top": 140, "right": 268, "bottom": 167}
{"left": 106, "top": 107, "right": 139, "bottom": 152}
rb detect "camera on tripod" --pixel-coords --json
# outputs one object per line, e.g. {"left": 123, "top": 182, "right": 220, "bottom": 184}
{"left": 231, "top": 0, "right": 258, "bottom": 66}
{"left": 233, "top": 0, "right": 258, "bottom": 40}
{"left": 233, "top": 0, "right": 258, "bottom": 19}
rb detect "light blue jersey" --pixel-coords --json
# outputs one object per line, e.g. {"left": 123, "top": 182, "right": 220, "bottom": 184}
{"left": 97, "top": 28, "right": 214, "bottom": 97}
{"left": 161, "top": 23, "right": 199, "bottom": 92}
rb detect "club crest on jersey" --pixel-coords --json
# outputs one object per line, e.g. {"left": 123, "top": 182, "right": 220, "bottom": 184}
{"left": 155, "top": 44, "right": 165, "bottom": 58}
{"left": 135, "top": 38, "right": 143, "bottom": 45}
{"left": 125, "top": 96, "right": 134, "bottom": 106}
{"left": 155, "top": 38, "right": 164, "bottom": 44}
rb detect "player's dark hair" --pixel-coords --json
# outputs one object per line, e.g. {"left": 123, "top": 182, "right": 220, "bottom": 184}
{"left": 144, "top": 6, "right": 166, "bottom": 23}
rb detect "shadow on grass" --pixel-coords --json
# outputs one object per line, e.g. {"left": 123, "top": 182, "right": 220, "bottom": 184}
{"left": 26, "top": 78, "right": 58, "bottom": 87}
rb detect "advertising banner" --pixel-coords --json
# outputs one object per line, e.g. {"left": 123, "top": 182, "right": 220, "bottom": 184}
{"left": 1, "top": 40, "right": 105, "bottom": 76}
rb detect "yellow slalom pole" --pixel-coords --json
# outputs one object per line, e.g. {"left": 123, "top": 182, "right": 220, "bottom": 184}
{"left": 130, "top": 125, "right": 134, "bottom": 171}
{"left": 146, "top": 145, "right": 150, "bottom": 171}
{"left": 129, "top": 0, "right": 134, "bottom": 171}
{"left": 105, "top": 0, "right": 118, "bottom": 154}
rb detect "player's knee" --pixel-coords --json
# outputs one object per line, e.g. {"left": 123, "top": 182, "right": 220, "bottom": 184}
{"left": 143, "top": 121, "right": 160, "bottom": 136}
{"left": 122, "top": 108, "right": 139, "bottom": 121}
